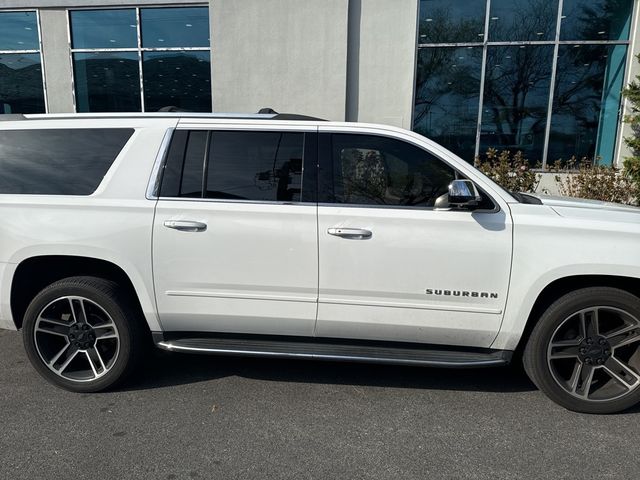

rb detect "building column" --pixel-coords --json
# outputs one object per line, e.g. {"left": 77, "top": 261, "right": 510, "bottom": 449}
{"left": 211, "top": 0, "right": 349, "bottom": 120}
{"left": 616, "top": 0, "right": 640, "bottom": 167}
{"left": 39, "top": 8, "right": 74, "bottom": 113}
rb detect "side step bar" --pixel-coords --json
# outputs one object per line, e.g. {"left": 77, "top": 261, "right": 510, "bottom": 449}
{"left": 154, "top": 334, "right": 512, "bottom": 368}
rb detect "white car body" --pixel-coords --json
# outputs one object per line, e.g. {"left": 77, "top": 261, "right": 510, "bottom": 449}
{"left": 1, "top": 113, "right": 639, "bottom": 358}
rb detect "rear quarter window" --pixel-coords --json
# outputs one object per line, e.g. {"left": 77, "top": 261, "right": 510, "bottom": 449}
{"left": 0, "top": 128, "right": 134, "bottom": 195}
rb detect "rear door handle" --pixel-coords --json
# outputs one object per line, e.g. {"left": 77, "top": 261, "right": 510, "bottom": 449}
{"left": 163, "top": 220, "right": 207, "bottom": 232}
{"left": 327, "top": 227, "right": 372, "bottom": 239}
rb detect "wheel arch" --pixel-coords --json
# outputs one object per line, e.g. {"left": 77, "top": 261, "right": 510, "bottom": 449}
{"left": 9, "top": 255, "right": 160, "bottom": 332}
{"left": 513, "top": 274, "right": 640, "bottom": 356}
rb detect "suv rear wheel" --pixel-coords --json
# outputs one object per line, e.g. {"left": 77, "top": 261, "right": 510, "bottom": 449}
{"left": 524, "top": 287, "right": 640, "bottom": 414}
{"left": 22, "top": 276, "right": 143, "bottom": 392}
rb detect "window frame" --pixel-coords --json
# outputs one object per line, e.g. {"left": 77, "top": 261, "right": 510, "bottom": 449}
{"left": 0, "top": 9, "right": 48, "bottom": 113}
{"left": 154, "top": 127, "right": 318, "bottom": 205}
{"left": 66, "top": 4, "right": 211, "bottom": 113}
{"left": 413, "top": 0, "right": 635, "bottom": 167}
{"left": 317, "top": 132, "right": 499, "bottom": 213}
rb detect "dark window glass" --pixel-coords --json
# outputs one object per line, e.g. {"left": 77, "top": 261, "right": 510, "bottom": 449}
{"left": 489, "top": 0, "right": 558, "bottom": 41}
{"left": 0, "top": 54, "right": 45, "bottom": 114}
{"left": 142, "top": 51, "right": 211, "bottom": 112}
{"left": 480, "top": 45, "right": 553, "bottom": 163}
{"left": 414, "top": 47, "right": 482, "bottom": 162}
{"left": 141, "top": 7, "right": 210, "bottom": 48}
{"left": 70, "top": 9, "right": 137, "bottom": 49}
{"left": 329, "top": 134, "right": 456, "bottom": 208}
{"left": 0, "top": 11, "right": 39, "bottom": 50}
{"left": 548, "top": 44, "right": 627, "bottom": 165}
{"left": 73, "top": 52, "right": 141, "bottom": 112}
{"left": 0, "top": 129, "right": 133, "bottom": 195}
{"left": 180, "top": 131, "right": 208, "bottom": 197}
{"left": 560, "top": 0, "right": 633, "bottom": 41}
{"left": 418, "top": 0, "right": 486, "bottom": 44}
{"left": 206, "top": 132, "right": 304, "bottom": 201}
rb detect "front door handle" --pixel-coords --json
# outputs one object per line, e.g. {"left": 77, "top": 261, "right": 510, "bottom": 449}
{"left": 327, "top": 227, "right": 372, "bottom": 239}
{"left": 164, "top": 220, "right": 207, "bottom": 232}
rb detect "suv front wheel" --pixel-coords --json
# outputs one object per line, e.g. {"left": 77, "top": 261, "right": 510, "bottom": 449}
{"left": 22, "top": 276, "right": 143, "bottom": 392}
{"left": 524, "top": 287, "right": 640, "bottom": 414}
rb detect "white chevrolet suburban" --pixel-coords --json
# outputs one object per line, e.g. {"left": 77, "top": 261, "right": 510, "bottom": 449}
{"left": 1, "top": 112, "right": 639, "bottom": 414}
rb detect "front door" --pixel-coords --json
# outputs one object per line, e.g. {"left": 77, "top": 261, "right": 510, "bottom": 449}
{"left": 153, "top": 126, "right": 318, "bottom": 336}
{"left": 315, "top": 128, "right": 512, "bottom": 348}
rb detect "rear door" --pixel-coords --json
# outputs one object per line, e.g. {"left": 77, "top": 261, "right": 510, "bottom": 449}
{"left": 152, "top": 124, "right": 319, "bottom": 336}
{"left": 315, "top": 127, "right": 513, "bottom": 348}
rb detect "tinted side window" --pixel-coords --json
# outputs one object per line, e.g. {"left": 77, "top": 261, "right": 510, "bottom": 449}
{"left": 0, "top": 128, "right": 133, "bottom": 195}
{"left": 328, "top": 134, "right": 456, "bottom": 207}
{"left": 206, "top": 131, "right": 304, "bottom": 202}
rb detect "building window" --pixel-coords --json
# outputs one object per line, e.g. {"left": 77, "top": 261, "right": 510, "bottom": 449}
{"left": 0, "top": 11, "right": 46, "bottom": 114}
{"left": 69, "top": 6, "right": 211, "bottom": 113}
{"left": 414, "top": 0, "right": 634, "bottom": 166}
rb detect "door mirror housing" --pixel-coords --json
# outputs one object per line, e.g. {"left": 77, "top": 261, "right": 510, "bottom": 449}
{"left": 448, "top": 180, "right": 482, "bottom": 209}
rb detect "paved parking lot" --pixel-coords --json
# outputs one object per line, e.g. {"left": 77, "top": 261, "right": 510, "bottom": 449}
{"left": 1, "top": 328, "right": 639, "bottom": 479}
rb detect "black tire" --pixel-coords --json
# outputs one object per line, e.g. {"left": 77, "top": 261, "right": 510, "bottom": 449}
{"left": 22, "top": 276, "right": 145, "bottom": 393}
{"left": 523, "top": 287, "right": 640, "bottom": 414}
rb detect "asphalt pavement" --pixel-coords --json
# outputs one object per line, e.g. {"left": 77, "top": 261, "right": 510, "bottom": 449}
{"left": 1, "top": 328, "right": 639, "bottom": 479}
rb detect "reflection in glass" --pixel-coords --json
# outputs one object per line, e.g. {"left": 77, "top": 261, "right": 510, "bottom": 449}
{"left": 413, "top": 47, "right": 482, "bottom": 162}
{"left": 206, "top": 132, "right": 304, "bottom": 202}
{"left": 70, "top": 9, "right": 137, "bottom": 49}
{"left": 480, "top": 45, "right": 553, "bottom": 163}
{"left": 0, "top": 11, "right": 39, "bottom": 51}
{"left": 489, "top": 0, "right": 558, "bottom": 41}
{"left": 73, "top": 52, "right": 141, "bottom": 112}
{"left": 143, "top": 51, "right": 211, "bottom": 112}
{"left": 418, "top": 0, "right": 486, "bottom": 43}
{"left": 0, "top": 54, "right": 45, "bottom": 113}
{"left": 141, "top": 7, "right": 210, "bottom": 48}
{"left": 0, "top": 129, "right": 133, "bottom": 195}
{"left": 548, "top": 44, "right": 627, "bottom": 165}
{"left": 560, "top": 0, "right": 633, "bottom": 41}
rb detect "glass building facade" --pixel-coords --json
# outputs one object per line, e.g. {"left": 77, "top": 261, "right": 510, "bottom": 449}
{"left": 414, "top": 0, "right": 634, "bottom": 165}
{"left": 0, "top": 11, "right": 45, "bottom": 114}
{"left": 70, "top": 6, "right": 211, "bottom": 112}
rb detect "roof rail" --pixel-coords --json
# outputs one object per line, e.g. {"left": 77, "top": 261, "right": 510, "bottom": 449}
{"left": 0, "top": 114, "right": 26, "bottom": 121}
{"left": 257, "top": 107, "right": 326, "bottom": 121}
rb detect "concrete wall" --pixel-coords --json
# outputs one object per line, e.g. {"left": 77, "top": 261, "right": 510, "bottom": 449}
{"left": 346, "top": 0, "right": 418, "bottom": 129}
{"left": 211, "top": 0, "right": 349, "bottom": 120}
{"left": 39, "top": 8, "right": 74, "bottom": 113}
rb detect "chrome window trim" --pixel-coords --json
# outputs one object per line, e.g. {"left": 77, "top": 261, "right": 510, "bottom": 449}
{"left": 146, "top": 127, "right": 175, "bottom": 200}
{"left": 66, "top": 4, "right": 211, "bottom": 113}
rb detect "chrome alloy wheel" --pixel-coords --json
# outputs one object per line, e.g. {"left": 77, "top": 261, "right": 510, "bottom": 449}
{"left": 547, "top": 306, "right": 640, "bottom": 402}
{"left": 34, "top": 296, "right": 120, "bottom": 382}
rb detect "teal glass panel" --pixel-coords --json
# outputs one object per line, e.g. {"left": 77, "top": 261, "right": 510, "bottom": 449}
{"left": 560, "top": 0, "right": 633, "bottom": 41}
{"left": 489, "top": 0, "right": 559, "bottom": 41}
{"left": 0, "top": 11, "right": 39, "bottom": 51}
{"left": 0, "top": 54, "right": 45, "bottom": 113}
{"left": 142, "top": 51, "right": 211, "bottom": 112}
{"left": 548, "top": 44, "right": 627, "bottom": 165}
{"left": 418, "top": 0, "right": 486, "bottom": 44}
{"left": 73, "top": 52, "right": 141, "bottom": 112}
{"left": 413, "top": 47, "right": 482, "bottom": 162}
{"left": 70, "top": 9, "right": 137, "bottom": 49}
{"left": 141, "top": 7, "right": 210, "bottom": 48}
{"left": 479, "top": 45, "right": 554, "bottom": 163}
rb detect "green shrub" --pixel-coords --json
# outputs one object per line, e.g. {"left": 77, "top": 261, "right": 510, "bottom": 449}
{"left": 622, "top": 53, "right": 640, "bottom": 204}
{"left": 550, "top": 158, "right": 638, "bottom": 205}
{"left": 474, "top": 148, "right": 540, "bottom": 193}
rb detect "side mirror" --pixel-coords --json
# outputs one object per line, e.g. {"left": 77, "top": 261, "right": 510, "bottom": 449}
{"left": 448, "top": 179, "right": 482, "bottom": 208}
